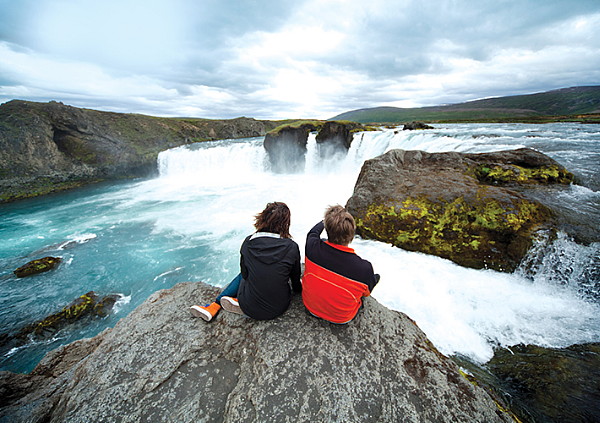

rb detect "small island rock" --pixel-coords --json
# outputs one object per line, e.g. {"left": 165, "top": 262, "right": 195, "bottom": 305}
{"left": 13, "top": 256, "right": 62, "bottom": 278}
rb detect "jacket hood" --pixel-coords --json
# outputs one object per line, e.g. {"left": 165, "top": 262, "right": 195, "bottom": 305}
{"left": 242, "top": 233, "right": 294, "bottom": 265}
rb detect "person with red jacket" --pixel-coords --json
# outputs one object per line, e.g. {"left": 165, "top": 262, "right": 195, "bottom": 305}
{"left": 302, "top": 205, "right": 379, "bottom": 324}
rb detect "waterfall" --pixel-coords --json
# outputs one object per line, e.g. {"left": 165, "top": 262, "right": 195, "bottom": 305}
{"left": 1, "top": 123, "right": 598, "bottom": 372}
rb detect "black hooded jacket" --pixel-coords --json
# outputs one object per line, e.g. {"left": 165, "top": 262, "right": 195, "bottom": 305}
{"left": 237, "top": 232, "right": 302, "bottom": 320}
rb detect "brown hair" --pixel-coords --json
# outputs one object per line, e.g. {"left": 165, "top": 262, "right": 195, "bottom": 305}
{"left": 254, "top": 202, "right": 292, "bottom": 238}
{"left": 324, "top": 205, "right": 356, "bottom": 246}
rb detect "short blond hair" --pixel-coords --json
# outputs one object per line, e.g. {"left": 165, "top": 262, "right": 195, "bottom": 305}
{"left": 324, "top": 205, "right": 356, "bottom": 246}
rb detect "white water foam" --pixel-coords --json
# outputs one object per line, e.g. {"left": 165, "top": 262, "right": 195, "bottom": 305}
{"left": 112, "top": 294, "right": 131, "bottom": 314}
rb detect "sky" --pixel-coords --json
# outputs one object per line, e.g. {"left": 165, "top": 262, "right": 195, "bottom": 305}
{"left": 0, "top": 0, "right": 599, "bottom": 120}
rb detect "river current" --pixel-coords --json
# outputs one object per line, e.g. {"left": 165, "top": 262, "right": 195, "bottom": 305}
{"left": 1, "top": 123, "right": 599, "bottom": 373}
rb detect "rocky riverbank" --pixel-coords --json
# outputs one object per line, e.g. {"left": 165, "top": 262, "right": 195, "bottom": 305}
{"left": 0, "top": 282, "right": 514, "bottom": 423}
{"left": 0, "top": 100, "right": 280, "bottom": 202}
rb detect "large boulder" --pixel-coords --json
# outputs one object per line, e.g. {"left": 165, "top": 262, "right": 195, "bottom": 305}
{"left": 346, "top": 148, "right": 574, "bottom": 271}
{"left": 0, "top": 282, "right": 513, "bottom": 423}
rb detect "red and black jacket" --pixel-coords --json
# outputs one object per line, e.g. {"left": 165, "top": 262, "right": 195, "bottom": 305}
{"left": 302, "top": 222, "right": 379, "bottom": 323}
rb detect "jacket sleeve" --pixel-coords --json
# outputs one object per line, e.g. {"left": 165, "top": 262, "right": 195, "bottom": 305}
{"left": 366, "top": 268, "right": 380, "bottom": 293}
{"left": 240, "top": 237, "right": 249, "bottom": 280}
{"left": 306, "top": 221, "right": 325, "bottom": 253}
{"left": 290, "top": 242, "right": 302, "bottom": 293}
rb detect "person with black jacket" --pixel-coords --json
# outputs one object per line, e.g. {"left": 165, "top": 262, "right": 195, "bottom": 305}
{"left": 190, "top": 202, "right": 301, "bottom": 321}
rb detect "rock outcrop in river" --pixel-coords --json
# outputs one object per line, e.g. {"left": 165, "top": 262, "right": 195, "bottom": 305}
{"left": 0, "top": 100, "right": 280, "bottom": 202}
{"left": 0, "top": 282, "right": 513, "bottom": 423}
{"left": 263, "top": 120, "right": 368, "bottom": 172}
{"left": 346, "top": 148, "right": 574, "bottom": 271}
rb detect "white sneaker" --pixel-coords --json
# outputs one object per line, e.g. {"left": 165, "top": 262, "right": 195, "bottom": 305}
{"left": 220, "top": 296, "right": 244, "bottom": 315}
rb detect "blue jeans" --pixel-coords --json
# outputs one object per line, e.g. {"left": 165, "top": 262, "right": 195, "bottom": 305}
{"left": 216, "top": 273, "right": 242, "bottom": 304}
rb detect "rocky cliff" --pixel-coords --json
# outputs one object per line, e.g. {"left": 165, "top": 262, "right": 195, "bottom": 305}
{"left": 0, "top": 100, "right": 280, "bottom": 202}
{"left": 0, "top": 282, "right": 513, "bottom": 423}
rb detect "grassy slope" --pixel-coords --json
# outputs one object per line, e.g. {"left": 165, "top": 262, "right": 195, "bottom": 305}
{"left": 331, "top": 86, "right": 600, "bottom": 124}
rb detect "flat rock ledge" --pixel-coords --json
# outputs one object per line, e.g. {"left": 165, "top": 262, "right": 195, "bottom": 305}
{"left": 0, "top": 282, "right": 513, "bottom": 423}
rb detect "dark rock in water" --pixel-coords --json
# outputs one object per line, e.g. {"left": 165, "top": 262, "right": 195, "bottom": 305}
{"left": 5, "top": 291, "right": 120, "bottom": 344}
{"left": 0, "top": 282, "right": 513, "bottom": 423}
{"left": 264, "top": 121, "right": 370, "bottom": 171}
{"left": 487, "top": 343, "right": 600, "bottom": 423}
{"left": 0, "top": 100, "right": 280, "bottom": 203}
{"left": 346, "top": 148, "right": 574, "bottom": 271}
{"left": 315, "top": 121, "right": 356, "bottom": 158}
{"left": 13, "top": 256, "right": 62, "bottom": 277}
{"left": 403, "top": 121, "right": 434, "bottom": 130}
{"left": 263, "top": 123, "right": 318, "bottom": 173}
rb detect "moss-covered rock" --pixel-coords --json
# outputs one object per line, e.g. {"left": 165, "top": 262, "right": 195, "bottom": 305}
{"left": 474, "top": 163, "right": 574, "bottom": 185}
{"left": 346, "top": 148, "right": 573, "bottom": 271}
{"left": 13, "top": 256, "right": 62, "bottom": 278}
{"left": 9, "top": 291, "right": 120, "bottom": 341}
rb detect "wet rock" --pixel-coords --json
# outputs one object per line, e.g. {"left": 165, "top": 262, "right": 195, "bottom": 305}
{"left": 0, "top": 282, "right": 513, "bottom": 423}
{"left": 487, "top": 343, "right": 600, "bottom": 423}
{"left": 264, "top": 121, "right": 369, "bottom": 171}
{"left": 403, "top": 121, "right": 434, "bottom": 130}
{"left": 315, "top": 121, "right": 358, "bottom": 158}
{"left": 6, "top": 291, "right": 120, "bottom": 343}
{"left": 263, "top": 122, "right": 318, "bottom": 173}
{"left": 346, "top": 148, "right": 574, "bottom": 271}
{"left": 13, "top": 256, "right": 62, "bottom": 278}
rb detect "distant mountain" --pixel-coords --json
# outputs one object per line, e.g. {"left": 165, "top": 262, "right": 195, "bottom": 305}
{"left": 331, "top": 86, "right": 600, "bottom": 123}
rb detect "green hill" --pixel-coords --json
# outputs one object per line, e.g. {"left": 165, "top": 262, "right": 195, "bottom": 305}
{"left": 331, "top": 86, "right": 600, "bottom": 123}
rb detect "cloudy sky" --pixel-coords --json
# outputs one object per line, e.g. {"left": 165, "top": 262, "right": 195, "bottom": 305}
{"left": 0, "top": 0, "right": 599, "bottom": 119}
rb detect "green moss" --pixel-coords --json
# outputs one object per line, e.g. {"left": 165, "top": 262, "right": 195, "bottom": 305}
{"left": 30, "top": 292, "right": 97, "bottom": 335}
{"left": 356, "top": 193, "right": 550, "bottom": 270}
{"left": 475, "top": 164, "right": 574, "bottom": 185}
{"left": 268, "top": 120, "right": 325, "bottom": 135}
{"left": 13, "top": 256, "right": 62, "bottom": 277}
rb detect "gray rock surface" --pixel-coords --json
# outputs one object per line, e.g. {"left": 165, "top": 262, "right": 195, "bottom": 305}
{"left": 0, "top": 282, "right": 513, "bottom": 423}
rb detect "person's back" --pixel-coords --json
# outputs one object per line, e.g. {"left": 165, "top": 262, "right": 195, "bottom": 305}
{"left": 190, "top": 201, "right": 301, "bottom": 322}
{"left": 302, "top": 205, "right": 379, "bottom": 324}
{"left": 238, "top": 232, "right": 301, "bottom": 320}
